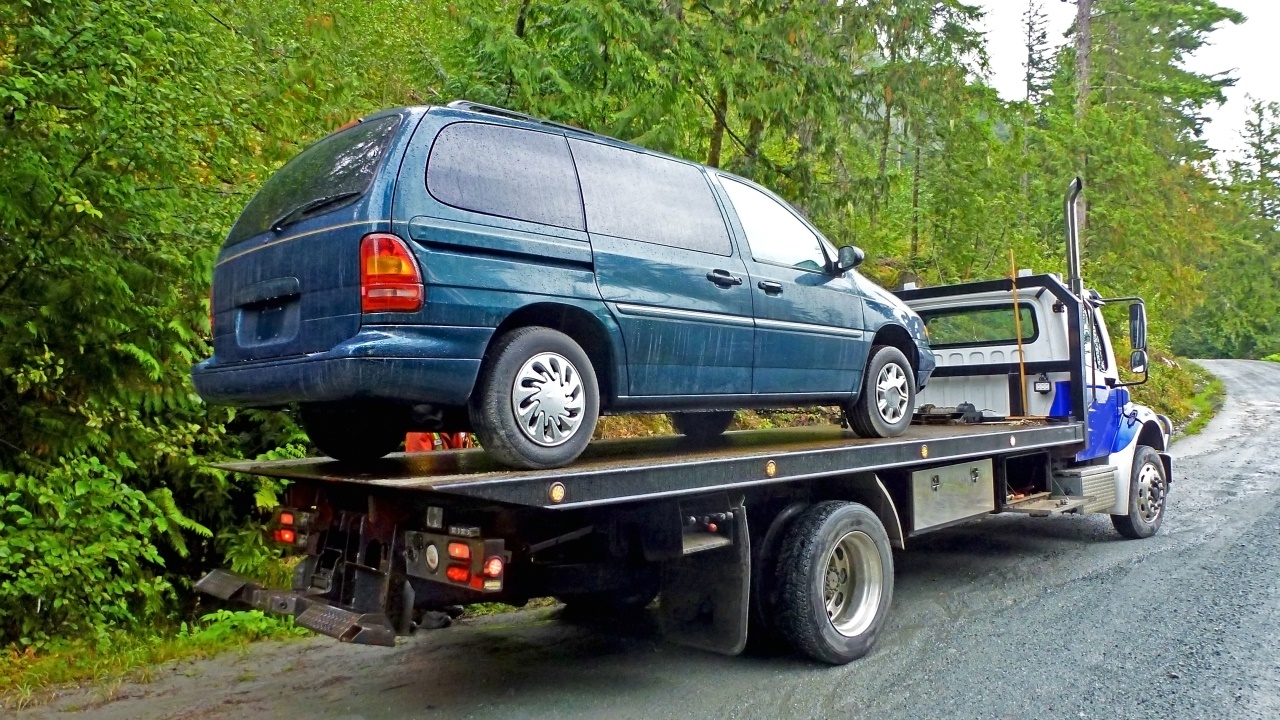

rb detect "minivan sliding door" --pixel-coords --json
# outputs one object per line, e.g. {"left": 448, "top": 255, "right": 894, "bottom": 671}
{"left": 569, "top": 139, "right": 754, "bottom": 397}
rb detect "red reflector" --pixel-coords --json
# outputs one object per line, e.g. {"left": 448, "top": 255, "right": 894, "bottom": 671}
{"left": 445, "top": 565, "right": 470, "bottom": 583}
{"left": 360, "top": 233, "right": 423, "bottom": 313}
{"left": 274, "top": 529, "right": 296, "bottom": 544}
{"left": 483, "top": 556, "right": 504, "bottom": 578}
{"left": 447, "top": 542, "right": 470, "bottom": 561}
{"left": 278, "top": 512, "right": 295, "bottom": 526}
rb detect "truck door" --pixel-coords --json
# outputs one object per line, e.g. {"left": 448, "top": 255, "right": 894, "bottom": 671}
{"left": 1079, "top": 306, "right": 1123, "bottom": 459}
{"left": 715, "top": 175, "right": 868, "bottom": 395}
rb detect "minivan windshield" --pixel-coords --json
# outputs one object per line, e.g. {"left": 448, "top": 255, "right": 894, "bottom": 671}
{"left": 224, "top": 114, "right": 403, "bottom": 246}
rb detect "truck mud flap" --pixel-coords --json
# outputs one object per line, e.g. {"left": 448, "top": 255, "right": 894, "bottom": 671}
{"left": 657, "top": 499, "right": 750, "bottom": 656}
{"left": 195, "top": 569, "right": 397, "bottom": 647}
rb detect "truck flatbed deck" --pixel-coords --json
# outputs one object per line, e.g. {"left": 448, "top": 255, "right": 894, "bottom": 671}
{"left": 219, "top": 421, "right": 1084, "bottom": 509}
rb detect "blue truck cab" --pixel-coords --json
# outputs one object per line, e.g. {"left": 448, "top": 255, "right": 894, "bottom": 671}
{"left": 193, "top": 101, "right": 935, "bottom": 468}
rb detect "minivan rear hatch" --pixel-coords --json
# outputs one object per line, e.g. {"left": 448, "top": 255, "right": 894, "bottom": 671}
{"left": 211, "top": 114, "right": 407, "bottom": 365}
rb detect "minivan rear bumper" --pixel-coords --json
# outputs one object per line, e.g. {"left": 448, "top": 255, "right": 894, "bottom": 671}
{"left": 192, "top": 325, "right": 491, "bottom": 408}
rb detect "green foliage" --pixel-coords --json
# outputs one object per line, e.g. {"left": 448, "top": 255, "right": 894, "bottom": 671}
{"left": 1, "top": 610, "right": 305, "bottom": 709}
{"left": 0, "top": 0, "right": 1272, "bottom": 655}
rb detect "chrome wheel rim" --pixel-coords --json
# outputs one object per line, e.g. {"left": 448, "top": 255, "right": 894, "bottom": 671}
{"left": 1136, "top": 462, "right": 1166, "bottom": 523}
{"left": 823, "top": 531, "right": 883, "bottom": 637}
{"left": 876, "top": 362, "right": 910, "bottom": 424}
{"left": 511, "top": 352, "right": 584, "bottom": 447}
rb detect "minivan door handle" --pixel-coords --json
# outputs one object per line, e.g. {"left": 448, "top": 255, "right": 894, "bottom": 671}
{"left": 706, "top": 269, "right": 744, "bottom": 287}
{"left": 757, "top": 280, "right": 783, "bottom": 295}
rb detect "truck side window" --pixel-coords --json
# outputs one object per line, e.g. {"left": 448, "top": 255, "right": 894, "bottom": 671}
{"left": 569, "top": 138, "right": 732, "bottom": 256}
{"left": 718, "top": 176, "right": 828, "bottom": 272}
{"left": 1083, "top": 310, "right": 1110, "bottom": 371}
{"left": 426, "top": 122, "right": 586, "bottom": 231}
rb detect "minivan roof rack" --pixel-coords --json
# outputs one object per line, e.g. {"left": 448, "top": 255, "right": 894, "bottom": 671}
{"left": 446, "top": 99, "right": 603, "bottom": 139}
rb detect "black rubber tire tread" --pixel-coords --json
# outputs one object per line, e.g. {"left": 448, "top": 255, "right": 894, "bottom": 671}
{"left": 846, "top": 345, "right": 916, "bottom": 438}
{"left": 298, "top": 405, "right": 406, "bottom": 462}
{"left": 469, "top": 326, "right": 600, "bottom": 469}
{"left": 1111, "top": 445, "right": 1167, "bottom": 539}
{"left": 669, "top": 411, "right": 736, "bottom": 443}
{"left": 774, "top": 501, "right": 894, "bottom": 665}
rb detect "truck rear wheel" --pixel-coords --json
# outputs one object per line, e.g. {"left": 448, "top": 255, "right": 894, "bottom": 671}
{"left": 470, "top": 327, "right": 600, "bottom": 469}
{"left": 774, "top": 501, "right": 894, "bottom": 665}
{"left": 669, "top": 411, "right": 735, "bottom": 443}
{"left": 1111, "top": 445, "right": 1168, "bottom": 539}
{"left": 298, "top": 404, "right": 406, "bottom": 462}
{"left": 845, "top": 345, "right": 915, "bottom": 438}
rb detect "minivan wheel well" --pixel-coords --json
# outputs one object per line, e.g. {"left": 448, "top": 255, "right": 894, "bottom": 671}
{"left": 490, "top": 304, "right": 616, "bottom": 406}
{"left": 871, "top": 324, "right": 917, "bottom": 378}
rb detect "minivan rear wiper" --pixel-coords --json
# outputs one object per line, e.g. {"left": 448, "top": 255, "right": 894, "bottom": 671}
{"left": 270, "top": 192, "right": 362, "bottom": 233}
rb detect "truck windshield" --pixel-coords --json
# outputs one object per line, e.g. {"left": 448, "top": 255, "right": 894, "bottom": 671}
{"left": 224, "top": 115, "right": 402, "bottom": 246}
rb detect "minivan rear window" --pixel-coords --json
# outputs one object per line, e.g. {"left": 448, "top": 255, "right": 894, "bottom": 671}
{"left": 225, "top": 115, "right": 403, "bottom": 246}
{"left": 569, "top": 139, "right": 732, "bottom": 256}
{"left": 426, "top": 122, "right": 585, "bottom": 231}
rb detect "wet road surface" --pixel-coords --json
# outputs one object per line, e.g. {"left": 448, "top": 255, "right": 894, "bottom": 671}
{"left": 20, "top": 360, "right": 1280, "bottom": 720}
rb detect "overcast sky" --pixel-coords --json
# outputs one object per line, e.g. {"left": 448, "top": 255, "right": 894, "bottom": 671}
{"left": 975, "top": 0, "right": 1279, "bottom": 163}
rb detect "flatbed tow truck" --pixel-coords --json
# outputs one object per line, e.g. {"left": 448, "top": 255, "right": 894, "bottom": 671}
{"left": 196, "top": 180, "right": 1174, "bottom": 664}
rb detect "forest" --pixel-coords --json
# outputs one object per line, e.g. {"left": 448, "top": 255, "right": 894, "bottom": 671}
{"left": 1, "top": 0, "right": 1277, "bottom": 654}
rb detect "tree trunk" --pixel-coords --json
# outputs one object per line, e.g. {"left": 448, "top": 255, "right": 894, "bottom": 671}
{"left": 911, "top": 132, "right": 922, "bottom": 266}
{"left": 706, "top": 85, "right": 728, "bottom": 168}
{"left": 1074, "top": 0, "right": 1091, "bottom": 118}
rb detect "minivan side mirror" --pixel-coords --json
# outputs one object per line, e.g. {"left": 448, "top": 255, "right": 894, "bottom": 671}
{"left": 835, "top": 245, "right": 865, "bottom": 272}
{"left": 1129, "top": 302, "right": 1147, "bottom": 351}
{"left": 1130, "top": 349, "right": 1148, "bottom": 375}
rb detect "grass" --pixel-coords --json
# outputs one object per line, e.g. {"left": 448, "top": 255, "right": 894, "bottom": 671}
{"left": 0, "top": 610, "right": 307, "bottom": 711}
{"left": 1180, "top": 373, "right": 1226, "bottom": 438}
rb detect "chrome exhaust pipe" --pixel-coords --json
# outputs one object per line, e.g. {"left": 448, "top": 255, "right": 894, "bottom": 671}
{"left": 1064, "top": 177, "right": 1084, "bottom": 298}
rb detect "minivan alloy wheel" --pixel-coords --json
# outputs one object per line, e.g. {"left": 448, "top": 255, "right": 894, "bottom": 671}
{"left": 512, "top": 352, "right": 584, "bottom": 447}
{"left": 876, "top": 362, "right": 910, "bottom": 424}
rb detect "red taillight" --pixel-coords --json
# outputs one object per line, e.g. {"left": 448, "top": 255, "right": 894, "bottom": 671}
{"left": 445, "top": 565, "right": 470, "bottom": 583}
{"left": 360, "top": 233, "right": 423, "bottom": 313}
{"left": 274, "top": 528, "right": 296, "bottom": 544}
{"left": 447, "top": 542, "right": 471, "bottom": 561}
{"left": 482, "top": 556, "right": 504, "bottom": 578}
{"left": 278, "top": 512, "right": 295, "bottom": 526}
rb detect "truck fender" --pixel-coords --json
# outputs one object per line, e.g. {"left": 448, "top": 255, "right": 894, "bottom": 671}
{"left": 1104, "top": 405, "right": 1168, "bottom": 515}
{"left": 818, "top": 473, "right": 905, "bottom": 550}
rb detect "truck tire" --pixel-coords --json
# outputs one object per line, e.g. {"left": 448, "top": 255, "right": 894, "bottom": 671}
{"left": 845, "top": 345, "right": 915, "bottom": 438}
{"left": 1111, "top": 445, "right": 1168, "bottom": 539}
{"left": 669, "top": 411, "right": 736, "bottom": 443}
{"left": 298, "top": 404, "right": 406, "bottom": 462}
{"left": 470, "top": 327, "right": 600, "bottom": 469}
{"left": 774, "top": 501, "right": 894, "bottom": 665}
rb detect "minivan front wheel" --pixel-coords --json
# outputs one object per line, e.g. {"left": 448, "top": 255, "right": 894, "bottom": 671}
{"left": 470, "top": 327, "right": 600, "bottom": 469}
{"left": 845, "top": 345, "right": 915, "bottom": 438}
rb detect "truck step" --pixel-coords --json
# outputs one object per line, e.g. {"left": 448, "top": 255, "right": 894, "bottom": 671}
{"left": 1052, "top": 465, "right": 1119, "bottom": 512}
{"left": 682, "top": 531, "right": 732, "bottom": 554}
{"left": 295, "top": 604, "right": 396, "bottom": 646}
{"left": 1002, "top": 494, "right": 1089, "bottom": 516}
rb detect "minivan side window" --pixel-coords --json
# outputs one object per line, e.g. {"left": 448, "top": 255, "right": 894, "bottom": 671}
{"left": 719, "top": 176, "right": 828, "bottom": 272}
{"left": 427, "top": 122, "right": 585, "bottom": 231}
{"left": 569, "top": 139, "right": 732, "bottom": 256}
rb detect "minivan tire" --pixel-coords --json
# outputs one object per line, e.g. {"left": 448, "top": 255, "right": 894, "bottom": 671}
{"left": 846, "top": 345, "right": 915, "bottom": 438}
{"left": 298, "top": 404, "right": 406, "bottom": 462}
{"left": 470, "top": 327, "right": 600, "bottom": 470}
{"left": 670, "top": 411, "right": 736, "bottom": 443}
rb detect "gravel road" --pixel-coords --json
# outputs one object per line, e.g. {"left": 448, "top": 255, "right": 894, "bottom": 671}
{"left": 21, "top": 359, "right": 1280, "bottom": 720}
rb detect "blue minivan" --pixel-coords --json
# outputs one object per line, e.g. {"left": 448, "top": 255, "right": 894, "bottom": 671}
{"left": 193, "top": 101, "right": 935, "bottom": 469}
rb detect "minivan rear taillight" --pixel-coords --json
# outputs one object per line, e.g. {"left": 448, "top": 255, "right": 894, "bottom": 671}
{"left": 360, "top": 233, "right": 423, "bottom": 313}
